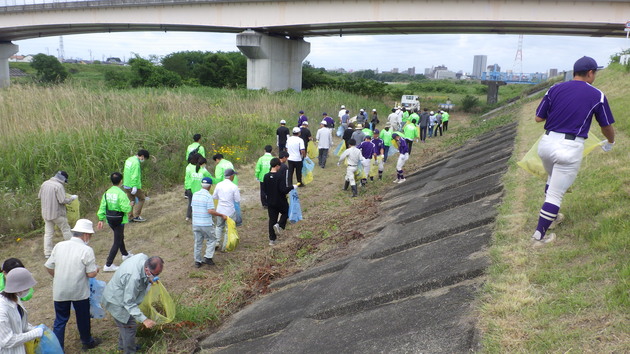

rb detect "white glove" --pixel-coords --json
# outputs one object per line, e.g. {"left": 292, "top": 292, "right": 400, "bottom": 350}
{"left": 293, "top": 184, "right": 298, "bottom": 189}
{"left": 70, "top": 194, "right": 78, "bottom": 201}
{"left": 131, "top": 187, "right": 138, "bottom": 195}
{"left": 601, "top": 140, "right": 614, "bottom": 152}
{"left": 337, "top": 162, "right": 340, "bottom": 166}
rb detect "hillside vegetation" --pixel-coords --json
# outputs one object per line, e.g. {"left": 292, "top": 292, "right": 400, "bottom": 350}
{"left": 479, "top": 63, "right": 629, "bottom": 352}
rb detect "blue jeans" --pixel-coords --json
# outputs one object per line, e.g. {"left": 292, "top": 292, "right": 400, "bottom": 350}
{"left": 53, "top": 298, "right": 94, "bottom": 349}
{"left": 383, "top": 145, "right": 390, "bottom": 162}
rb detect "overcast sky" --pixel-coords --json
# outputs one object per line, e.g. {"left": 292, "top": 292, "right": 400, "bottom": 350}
{"left": 15, "top": 32, "right": 629, "bottom": 75}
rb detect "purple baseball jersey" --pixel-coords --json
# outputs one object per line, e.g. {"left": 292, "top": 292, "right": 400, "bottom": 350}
{"left": 358, "top": 141, "right": 375, "bottom": 159}
{"left": 536, "top": 80, "right": 614, "bottom": 138}
{"left": 372, "top": 138, "right": 384, "bottom": 155}
{"left": 397, "top": 138, "right": 409, "bottom": 155}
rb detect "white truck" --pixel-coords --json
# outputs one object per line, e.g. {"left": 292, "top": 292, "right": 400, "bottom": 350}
{"left": 400, "top": 94, "right": 420, "bottom": 111}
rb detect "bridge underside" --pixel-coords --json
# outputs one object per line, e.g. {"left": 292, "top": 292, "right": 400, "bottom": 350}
{"left": 0, "top": 20, "right": 623, "bottom": 41}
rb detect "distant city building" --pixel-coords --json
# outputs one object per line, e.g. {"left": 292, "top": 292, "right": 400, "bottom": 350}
{"left": 434, "top": 69, "right": 457, "bottom": 80}
{"left": 391, "top": 68, "right": 399, "bottom": 74}
{"left": 472, "top": 55, "right": 487, "bottom": 78}
{"left": 548, "top": 68, "right": 558, "bottom": 77}
{"left": 487, "top": 64, "right": 501, "bottom": 72}
{"left": 9, "top": 55, "right": 33, "bottom": 63}
{"left": 406, "top": 67, "right": 416, "bottom": 76}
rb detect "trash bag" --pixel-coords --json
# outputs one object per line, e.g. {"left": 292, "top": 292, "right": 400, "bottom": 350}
{"left": 335, "top": 141, "right": 346, "bottom": 156}
{"left": 301, "top": 157, "right": 315, "bottom": 185}
{"left": 336, "top": 125, "right": 344, "bottom": 137}
{"left": 387, "top": 145, "right": 399, "bottom": 158}
{"left": 368, "top": 160, "right": 378, "bottom": 178}
{"left": 25, "top": 338, "right": 38, "bottom": 354}
{"left": 89, "top": 278, "right": 106, "bottom": 319}
{"left": 225, "top": 217, "right": 239, "bottom": 252}
{"left": 139, "top": 281, "right": 176, "bottom": 325}
{"left": 65, "top": 194, "right": 80, "bottom": 226}
{"left": 517, "top": 132, "right": 603, "bottom": 181}
{"left": 288, "top": 189, "right": 302, "bottom": 224}
{"left": 307, "top": 141, "right": 317, "bottom": 159}
{"left": 233, "top": 202, "right": 242, "bottom": 227}
{"left": 355, "top": 161, "right": 366, "bottom": 180}
{"left": 35, "top": 325, "right": 63, "bottom": 354}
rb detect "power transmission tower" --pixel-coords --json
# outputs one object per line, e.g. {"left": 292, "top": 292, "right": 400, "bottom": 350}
{"left": 513, "top": 34, "right": 523, "bottom": 75}
{"left": 58, "top": 36, "right": 65, "bottom": 61}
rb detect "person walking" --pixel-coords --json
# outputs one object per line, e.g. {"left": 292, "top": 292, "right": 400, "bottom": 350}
{"left": 192, "top": 177, "right": 228, "bottom": 268}
{"left": 322, "top": 112, "right": 335, "bottom": 128}
{"left": 213, "top": 169, "right": 241, "bottom": 247}
{"left": 286, "top": 127, "right": 305, "bottom": 186}
{"left": 372, "top": 130, "right": 385, "bottom": 180}
{"left": 370, "top": 109, "right": 379, "bottom": 130}
{"left": 356, "top": 109, "right": 368, "bottom": 127}
{"left": 340, "top": 109, "right": 350, "bottom": 131}
{"left": 101, "top": 254, "right": 163, "bottom": 353}
{"left": 255, "top": 145, "right": 274, "bottom": 208}
{"left": 97, "top": 172, "right": 134, "bottom": 272}
{"left": 434, "top": 111, "right": 443, "bottom": 137}
{"left": 0, "top": 268, "right": 44, "bottom": 353}
{"left": 428, "top": 111, "right": 437, "bottom": 138}
{"left": 403, "top": 119, "right": 419, "bottom": 155}
{"left": 342, "top": 123, "right": 355, "bottom": 148}
{"left": 381, "top": 124, "right": 393, "bottom": 162}
{"left": 185, "top": 133, "right": 205, "bottom": 161}
{"left": 316, "top": 120, "right": 333, "bottom": 168}
{"left": 297, "top": 110, "right": 308, "bottom": 127}
{"left": 337, "top": 139, "right": 362, "bottom": 197}
{"left": 277, "top": 151, "right": 291, "bottom": 190}
{"left": 184, "top": 153, "right": 202, "bottom": 221}
{"left": 276, "top": 120, "right": 290, "bottom": 152}
{"left": 263, "top": 158, "right": 296, "bottom": 246}
{"left": 441, "top": 110, "right": 450, "bottom": 132}
{"left": 213, "top": 154, "right": 239, "bottom": 185}
{"left": 387, "top": 108, "right": 398, "bottom": 132}
{"left": 358, "top": 136, "right": 376, "bottom": 186}
{"left": 529, "top": 56, "right": 615, "bottom": 246}
{"left": 44, "top": 219, "right": 101, "bottom": 351}
{"left": 300, "top": 121, "right": 312, "bottom": 157}
{"left": 392, "top": 133, "right": 410, "bottom": 183}
{"left": 419, "top": 108, "right": 430, "bottom": 142}
{"left": 38, "top": 170, "right": 77, "bottom": 258}
{"left": 123, "top": 149, "right": 150, "bottom": 222}
{"left": 351, "top": 124, "right": 366, "bottom": 146}
{"left": 338, "top": 105, "right": 346, "bottom": 122}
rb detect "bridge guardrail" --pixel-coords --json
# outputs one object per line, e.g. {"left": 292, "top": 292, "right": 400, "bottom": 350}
{"left": 0, "top": 0, "right": 258, "bottom": 12}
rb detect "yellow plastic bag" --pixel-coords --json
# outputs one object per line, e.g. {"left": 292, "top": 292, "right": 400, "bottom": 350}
{"left": 335, "top": 141, "right": 346, "bottom": 156}
{"left": 139, "top": 282, "right": 176, "bottom": 325}
{"left": 225, "top": 217, "right": 239, "bottom": 252}
{"left": 302, "top": 171, "right": 314, "bottom": 185}
{"left": 517, "top": 132, "right": 603, "bottom": 181}
{"left": 65, "top": 194, "right": 80, "bottom": 226}
{"left": 25, "top": 338, "right": 39, "bottom": 354}
{"left": 307, "top": 141, "right": 317, "bottom": 159}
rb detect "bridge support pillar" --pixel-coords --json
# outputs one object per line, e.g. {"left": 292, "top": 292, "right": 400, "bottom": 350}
{"left": 0, "top": 42, "right": 19, "bottom": 89}
{"left": 481, "top": 80, "right": 507, "bottom": 105}
{"left": 237, "top": 30, "right": 310, "bottom": 92}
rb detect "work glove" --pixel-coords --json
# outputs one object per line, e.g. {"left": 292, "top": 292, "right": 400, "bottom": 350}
{"left": 70, "top": 194, "right": 78, "bottom": 201}
{"left": 293, "top": 184, "right": 298, "bottom": 189}
{"left": 601, "top": 140, "right": 615, "bottom": 152}
{"left": 35, "top": 324, "right": 46, "bottom": 337}
{"left": 131, "top": 187, "right": 138, "bottom": 195}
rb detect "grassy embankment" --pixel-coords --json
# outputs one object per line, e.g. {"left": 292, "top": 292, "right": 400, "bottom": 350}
{"left": 479, "top": 63, "right": 629, "bottom": 352}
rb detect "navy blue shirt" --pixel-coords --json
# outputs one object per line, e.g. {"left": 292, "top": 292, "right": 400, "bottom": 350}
{"left": 397, "top": 138, "right": 409, "bottom": 155}
{"left": 536, "top": 80, "right": 614, "bottom": 138}
{"left": 372, "top": 138, "right": 384, "bottom": 155}
{"left": 358, "top": 141, "right": 375, "bottom": 159}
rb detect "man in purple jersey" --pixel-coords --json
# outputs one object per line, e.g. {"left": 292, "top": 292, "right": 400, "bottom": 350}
{"left": 392, "top": 133, "right": 409, "bottom": 184}
{"left": 372, "top": 130, "right": 385, "bottom": 180}
{"left": 358, "top": 136, "right": 376, "bottom": 186}
{"left": 531, "top": 56, "right": 616, "bottom": 246}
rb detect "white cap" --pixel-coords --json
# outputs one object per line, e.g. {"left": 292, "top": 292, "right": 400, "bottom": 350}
{"left": 280, "top": 119, "right": 286, "bottom": 124}
{"left": 303, "top": 121, "right": 309, "bottom": 125}
{"left": 360, "top": 108, "right": 365, "bottom": 112}
{"left": 321, "top": 120, "right": 328, "bottom": 125}
{"left": 372, "top": 109, "right": 377, "bottom": 112}
{"left": 341, "top": 105, "right": 345, "bottom": 108}
{"left": 71, "top": 219, "right": 95, "bottom": 234}
{"left": 430, "top": 111, "right": 434, "bottom": 115}
{"left": 292, "top": 127, "right": 301, "bottom": 133}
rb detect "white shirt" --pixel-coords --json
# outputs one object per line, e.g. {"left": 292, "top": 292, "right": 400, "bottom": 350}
{"left": 286, "top": 135, "right": 305, "bottom": 162}
{"left": 0, "top": 296, "right": 41, "bottom": 353}
{"left": 316, "top": 127, "right": 333, "bottom": 149}
{"left": 45, "top": 237, "right": 97, "bottom": 301}
{"left": 338, "top": 109, "right": 346, "bottom": 120}
{"left": 339, "top": 146, "right": 363, "bottom": 166}
{"left": 387, "top": 113, "right": 398, "bottom": 126}
{"left": 213, "top": 179, "right": 241, "bottom": 217}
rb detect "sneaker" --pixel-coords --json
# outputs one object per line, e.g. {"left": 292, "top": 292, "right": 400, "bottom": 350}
{"left": 297, "top": 183, "right": 305, "bottom": 187}
{"left": 103, "top": 264, "right": 119, "bottom": 272}
{"left": 269, "top": 240, "right": 276, "bottom": 246}
{"left": 203, "top": 257, "right": 215, "bottom": 266}
{"left": 185, "top": 217, "right": 190, "bottom": 222}
{"left": 398, "top": 178, "right": 406, "bottom": 183}
{"left": 82, "top": 337, "right": 102, "bottom": 351}
{"left": 532, "top": 233, "right": 556, "bottom": 247}
{"left": 549, "top": 213, "right": 565, "bottom": 229}
{"left": 393, "top": 179, "right": 400, "bottom": 184}
{"left": 122, "top": 253, "right": 134, "bottom": 261}
{"left": 132, "top": 216, "right": 146, "bottom": 222}
{"left": 194, "top": 262, "right": 203, "bottom": 268}
{"left": 273, "top": 223, "right": 283, "bottom": 236}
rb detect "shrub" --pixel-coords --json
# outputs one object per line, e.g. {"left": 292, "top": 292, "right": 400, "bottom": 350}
{"left": 461, "top": 95, "right": 480, "bottom": 112}
{"left": 30, "top": 54, "right": 69, "bottom": 84}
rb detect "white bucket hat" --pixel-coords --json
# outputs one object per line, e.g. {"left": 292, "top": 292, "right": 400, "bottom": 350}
{"left": 4, "top": 268, "right": 36, "bottom": 293}
{"left": 71, "top": 219, "right": 95, "bottom": 234}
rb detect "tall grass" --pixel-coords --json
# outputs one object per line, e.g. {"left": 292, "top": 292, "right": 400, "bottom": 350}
{"left": 0, "top": 83, "right": 388, "bottom": 236}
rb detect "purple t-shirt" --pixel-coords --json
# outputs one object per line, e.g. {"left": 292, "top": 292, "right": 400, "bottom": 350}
{"left": 397, "top": 138, "right": 409, "bottom": 155}
{"left": 298, "top": 115, "right": 308, "bottom": 127}
{"left": 536, "top": 80, "right": 614, "bottom": 138}
{"left": 358, "top": 141, "right": 375, "bottom": 159}
{"left": 324, "top": 116, "right": 334, "bottom": 127}
{"left": 372, "top": 138, "right": 384, "bottom": 155}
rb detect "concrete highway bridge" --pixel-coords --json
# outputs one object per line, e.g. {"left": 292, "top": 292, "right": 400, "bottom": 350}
{"left": 1, "top": 0, "right": 629, "bottom": 89}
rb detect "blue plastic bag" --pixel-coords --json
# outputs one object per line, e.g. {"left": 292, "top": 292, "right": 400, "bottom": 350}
{"left": 334, "top": 141, "right": 346, "bottom": 156}
{"left": 35, "top": 325, "right": 63, "bottom": 354}
{"left": 387, "top": 145, "right": 399, "bottom": 157}
{"left": 336, "top": 125, "right": 344, "bottom": 137}
{"left": 233, "top": 201, "right": 242, "bottom": 226}
{"left": 302, "top": 157, "right": 315, "bottom": 174}
{"left": 89, "top": 278, "right": 106, "bottom": 319}
{"left": 288, "top": 189, "right": 302, "bottom": 224}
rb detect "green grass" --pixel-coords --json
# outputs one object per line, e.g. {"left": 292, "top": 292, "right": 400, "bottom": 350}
{"left": 479, "top": 64, "right": 630, "bottom": 352}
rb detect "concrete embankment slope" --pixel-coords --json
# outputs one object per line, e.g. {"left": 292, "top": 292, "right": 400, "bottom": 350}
{"left": 200, "top": 122, "right": 517, "bottom": 353}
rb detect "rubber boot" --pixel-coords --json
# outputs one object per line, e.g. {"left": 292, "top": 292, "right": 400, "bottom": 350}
{"left": 343, "top": 181, "right": 350, "bottom": 190}
{"left": 351, "top": 185, "right": 358, "bottom": 197}
{"left": 378, "top": 172, "right": 383, "bottom": 180}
